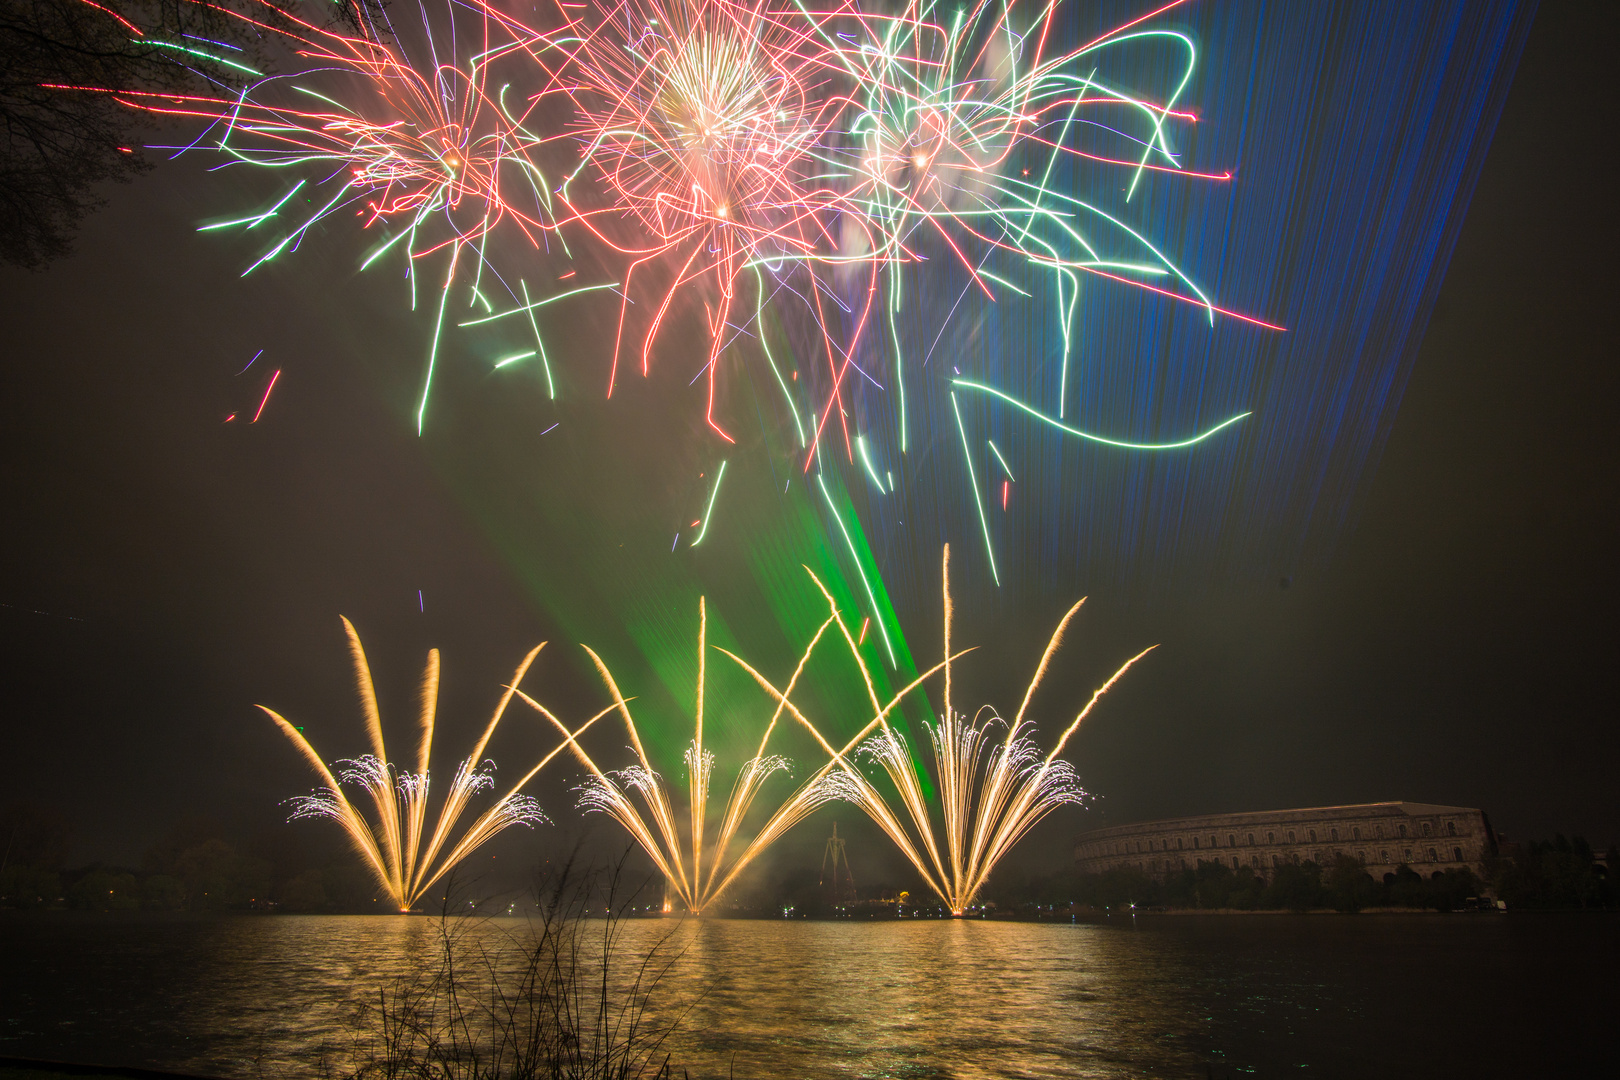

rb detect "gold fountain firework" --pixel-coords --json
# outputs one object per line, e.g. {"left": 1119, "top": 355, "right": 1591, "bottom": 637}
{"left": 733, "top": 546, "right": 1153, "bottom": 915}
{"left": 518, "top": 598, "right": 954, "bottom": 914}
{"left": 260, "top": 618, "right": 603, "bottom": 912}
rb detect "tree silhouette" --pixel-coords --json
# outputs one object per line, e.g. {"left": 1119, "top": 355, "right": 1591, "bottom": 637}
{"left": 0, "top": 0, "right": 384, "bottom": 268}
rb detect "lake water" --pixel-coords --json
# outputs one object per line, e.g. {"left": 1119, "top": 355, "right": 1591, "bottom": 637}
{"left": 1, "top": 912, "right": 1615, "bottom": 1079}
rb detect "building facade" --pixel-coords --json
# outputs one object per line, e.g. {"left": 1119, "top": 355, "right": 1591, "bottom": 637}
{"left": 1073, "top": 802, "right": 1496, "bottom": 882}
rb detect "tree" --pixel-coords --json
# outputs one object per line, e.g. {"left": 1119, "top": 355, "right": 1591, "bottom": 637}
{"left": 1264, "top": 861, "right": 1324, "bottom": 912}
{"left": 0, "top": 800, "right": 69, "bottom": 907}
{"left": 1088, "top": 866, "right": 1160, "bottom": 910}
{"left": 0, "top": 863, "right": 61, "bottom": 907}
{"left": 141, "top": 872, "right": 185, "bottom": 908}
{"left": 1189, "top": 860, "right": 1233, "bottom": 907}
{"left": 277, "top": 867, "right": 328, "bottom": 911}
{"left": 144, "top": 819, "right": 271, "bottom": 908}
{"left": 0, "top": 799, "right": 70, "bottom": 869}
{"left": 1426, "top": 867, "right": 1480, "bottom": 912}
{"left": 66, "top": 866, "right": 141, "bottom": 909}
{"left": 0, "top": 0, "right": 385, "bottom": 268}
{"left": 1324, "top": 854, "right": 1379, "bottom": 913}
{"left": 1388, "top": 864, "right": 1428, "bottom": 908}
{"left": 1491, "top": 835, "right": 1609, "bottom": 909}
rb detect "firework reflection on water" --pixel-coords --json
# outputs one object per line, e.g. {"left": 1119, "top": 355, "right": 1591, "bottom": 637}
{"left": 6, "top": 914, "right": 1606, "bottom": 1078}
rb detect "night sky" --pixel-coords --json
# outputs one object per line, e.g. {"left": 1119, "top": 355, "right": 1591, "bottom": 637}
{"left": 1, "top": 0, "right": 1613, "bottom": 889}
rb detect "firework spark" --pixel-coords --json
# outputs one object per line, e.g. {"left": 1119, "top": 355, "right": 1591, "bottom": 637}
{"left": 260, "top": 618, "right": 600, "bottom": 912}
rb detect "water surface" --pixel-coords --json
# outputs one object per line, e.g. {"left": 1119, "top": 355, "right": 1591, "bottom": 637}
{"left": 2, "top": 913, "right": 1614, "bottom": 1078}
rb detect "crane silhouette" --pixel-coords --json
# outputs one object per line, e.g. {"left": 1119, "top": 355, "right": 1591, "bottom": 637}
{"left": 821, "top": 821, "right": 856, "bottom": 904}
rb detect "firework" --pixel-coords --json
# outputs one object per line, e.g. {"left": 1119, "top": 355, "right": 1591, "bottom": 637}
{"left": 550, "top": 0, "right": 1258, "bottom": 591}
{"left": 105, "top": 0, "right": 603, "bottom": 432}
{"left": 734, "top": 546, "right": 1150, "bottom": 913}
{"left": 787, "top": 0, "right": 1212, "bottom": 458}
{"left": 777, "top": 0, "right": 1261, "bottom": 594}
{"left": 129, "top": 0, "right": 1257, "bottom": 445}
{"left": 260, "top": 618, "right": 600, "bottom": 912}
{"left": 128, "top": 0, "right": 553, "bottom": 256}
{"left": 83, "top": 0, "right": 1259, "bottom": 590}
{"left": 517, "top": 596, "right": 952, "bottom": 913}
{"left": 548, "top": 0, "right": 862, "bottom": 441}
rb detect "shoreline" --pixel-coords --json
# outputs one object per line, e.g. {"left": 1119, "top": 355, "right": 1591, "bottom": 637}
{"left": 0, "top": 1058, "right": 226, "bottom": 1080}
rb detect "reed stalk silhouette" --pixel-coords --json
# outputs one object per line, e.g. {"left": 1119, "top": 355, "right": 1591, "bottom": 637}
{"left": 344, "top": 860, "right": 690, "bottom": 1080}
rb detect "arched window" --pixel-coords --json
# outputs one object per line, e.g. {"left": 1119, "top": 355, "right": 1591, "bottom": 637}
{"left": 1380, "top": 850, "right": 1389, "bottom": 863}
{"left": 1330, "top": 828, "right": 1339, "bottom": 841}
{"left": 1192, "top": 836, "right": 1199, "bottom": 849}
{"left": 1228, "top": 834, "right": 1237, "bottom": 847}
{"left": 1247, "top": 833, "right": 1255, "bottom": 845}
{"left": 1267, "top": 831, "right": 1275, "bottom": 844}
{"left": 1177, "top": 838, "right": 1184, "bottom": 850}
{"left": 1357, "top": 850, "right": 1366, "bottom": 862}
{"left": 1211, "top": 835, "right": 1219, "bottom": 848}
{"left": 1422, "top": 822, "right": 1433, "bottom": 837}
{"left": 1375, "top": 825, "right": 1384, "bottom": 839}
{"left": 1428, "top": 848, "right": 1438, "bottom": 862}
{"left": 1272, "top": 855, "right": 1280, "bottom": 867}
{"left": 1398, "top": 824, "right": 1408, "bottom": 838}
{"left": 1353, "top": 826, "right": 1361, "bottom": 840}
{"left": 1447, "top": 822, "right": 1457, "bottom": 836}
{"left": 1309, "top": 829, "right": 1317, "bottom": 842}
{"left": 1453, "top": 847, "right": 1464, "bottom": 862}
{"left": 1288, "top": 830, "right": 1296, "bottom": 843}
{"left": 1230, "top": 856, "right": 1239, "bottom": 869}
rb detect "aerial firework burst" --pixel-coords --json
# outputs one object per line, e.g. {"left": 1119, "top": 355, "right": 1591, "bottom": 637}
{"left": 822, "top": 0, "right": 1256, "bottom": 442}
{"left": 75, "top": 0, "right": 1265, "bottom": 612}
{"left": 544, "top": 0, "right": 1264, "bottom": 459}
{"left": 525, "top": 0, "right": 1261, "bottom": 592}
{"left": 261, "top": 618, "right": 596, "bottom": 912}
{"left": 553, "top": 0, "right": 856, "bottom": 440}
{"left": 101, "top": 0, "right": 612, "bottom": 431}
{"left": 106, "top": 0, "right": 1258, "bottom": 436}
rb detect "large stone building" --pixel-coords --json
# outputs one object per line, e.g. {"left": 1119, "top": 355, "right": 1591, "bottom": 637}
{"left": 1073, "top": 802, "right": 1496, "bottom": 882}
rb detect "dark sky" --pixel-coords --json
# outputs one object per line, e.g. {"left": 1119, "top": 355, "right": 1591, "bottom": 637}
{"left": 1, "top": 0, "right": 1614, "bottom": 884}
